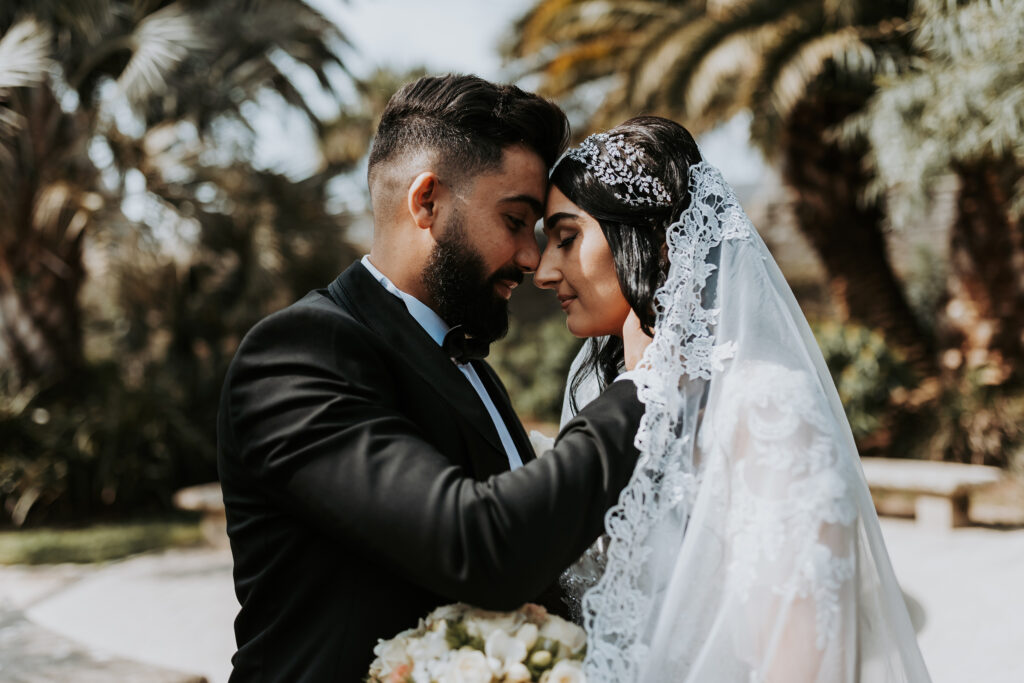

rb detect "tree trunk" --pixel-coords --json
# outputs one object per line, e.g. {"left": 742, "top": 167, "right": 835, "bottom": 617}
{"left": 945, "top": 159, "right": 1024, "bottom": 383}
{"left": 781, "top": 94, "right": 934, "bottom": 373}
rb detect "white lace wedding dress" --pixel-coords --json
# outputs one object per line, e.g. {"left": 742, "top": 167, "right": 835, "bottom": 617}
{"left": 545, "top": 161, "right": 932, "bottom": 682}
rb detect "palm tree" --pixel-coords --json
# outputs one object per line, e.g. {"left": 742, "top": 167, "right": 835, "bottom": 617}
{"left": 850, "top": 0, "right": 1024, "bottom": 384}
{"left": 509, "top": 0, "right": 934, "bottom": 370}
{"left": 0, "top": 16, "right": 90, "bottom": 385}
{"left": 0, "top": 0, "right": 349, "bottom": 387}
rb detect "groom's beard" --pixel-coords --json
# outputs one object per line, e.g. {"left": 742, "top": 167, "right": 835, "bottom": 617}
{"left": 421, "top": 208, "right": 521, "bottom": 346}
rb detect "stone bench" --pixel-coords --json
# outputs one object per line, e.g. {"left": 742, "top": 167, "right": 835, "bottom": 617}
{"left": 172, "top": 483, "right": 227, "bottom": 547}
{"left": 859, "top": 457, "right": 1003, "bottom": 529}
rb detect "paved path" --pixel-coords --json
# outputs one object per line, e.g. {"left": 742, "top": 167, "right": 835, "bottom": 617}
{"left": 881, "top": 519, "right": 1024, "bottom": 682}
{"left": 1, "top": 521, "right": 1023, "bottom": 682}
{"left": 0, "top": 548, "right": 234, "bottom": 683}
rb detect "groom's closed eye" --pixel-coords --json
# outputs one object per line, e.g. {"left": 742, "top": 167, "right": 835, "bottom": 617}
{"left": 498, "top": 194, "right": 543, "bottom": 226}
{"left": 505, "top": 215, "right": 528, "bottom": 232}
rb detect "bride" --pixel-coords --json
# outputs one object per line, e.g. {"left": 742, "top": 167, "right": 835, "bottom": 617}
{"left": 533, "top": 116, "right": 932, "bottom": 682}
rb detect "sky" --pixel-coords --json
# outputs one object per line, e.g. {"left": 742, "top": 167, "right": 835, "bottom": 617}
{"left": 254, "top": 0, "right": 766, "bottom": 190}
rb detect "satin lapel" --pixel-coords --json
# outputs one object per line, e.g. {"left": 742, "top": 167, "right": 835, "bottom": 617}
{"left": 328, "top": 263, "right": 507, "bottom": 460}
{"left": 473, "top": 361, "right": 535, "bottom": 465}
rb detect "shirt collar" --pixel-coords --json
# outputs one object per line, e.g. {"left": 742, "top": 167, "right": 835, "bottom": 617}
{"left": 360, "top": 255, "right": 450, "bottom": 347}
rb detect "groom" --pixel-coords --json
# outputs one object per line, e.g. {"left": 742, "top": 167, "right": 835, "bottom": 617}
{"left": 217, "top": 74, "right": 644, "bottom": 681}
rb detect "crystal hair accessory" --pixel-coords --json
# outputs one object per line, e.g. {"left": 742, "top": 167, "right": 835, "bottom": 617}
{"left": 561, "top": 132, "right": 673, "bottom": 207}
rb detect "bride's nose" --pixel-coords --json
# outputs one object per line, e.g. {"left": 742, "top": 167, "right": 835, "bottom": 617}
{"left": 533, "top": 247, "right": 561, "bottom": 290}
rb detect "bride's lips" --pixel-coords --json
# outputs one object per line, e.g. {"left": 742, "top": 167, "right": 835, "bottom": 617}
{"left": 495, "top": 279, "right": 518, "bottom": 300}
{"left": 557, "top": 294, "right": 577, "bottom": 311}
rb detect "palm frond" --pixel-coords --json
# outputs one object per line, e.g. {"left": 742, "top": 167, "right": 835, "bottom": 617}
{"left": 769, "top": 27, "right": 875, "bottom": 118}
{"left": 852, "top": 0, "right": 1024, "bottom": 224}
{"left": 0, "top": 18, "right": 54, "bottom": 94}
{"left": 657, "top": 2, "right": 781, "bottom": 116}
{"left": 118, "top": 2, "right": 208, "bottom": 103}
{"left": 533, "top": 32, "right": 638, "bottom": 98}
{"left": 31, "top": 180, "right": 82, "bottom": 244}
{"left": 512, "top": 0, "right": 591, "bottom": 57}
{"left": 632, "top": 16, "right": 720, "bottom": 110}
{"left": 681, "top": 26, "right": 764, "bottom": 121}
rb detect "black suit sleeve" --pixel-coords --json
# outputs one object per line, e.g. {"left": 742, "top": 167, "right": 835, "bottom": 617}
{"left": 222, "top": 305, "right": 642, "bottom": 609}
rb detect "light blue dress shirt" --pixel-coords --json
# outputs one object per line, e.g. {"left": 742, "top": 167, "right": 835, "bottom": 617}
{"left": 360, "top": 256, "right": 524, "bottom": 470}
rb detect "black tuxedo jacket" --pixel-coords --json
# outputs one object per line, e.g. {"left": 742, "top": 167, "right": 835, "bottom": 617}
{"left": 217, "top": 261, "right": 643, "bottom": 682}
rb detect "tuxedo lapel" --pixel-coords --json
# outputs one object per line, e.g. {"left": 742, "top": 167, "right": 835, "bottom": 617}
{"left": 328, "top": 263, "right": 509, "bottom": 467}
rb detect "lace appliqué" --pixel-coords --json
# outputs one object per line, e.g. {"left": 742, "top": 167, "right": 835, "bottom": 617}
{"left": 717, "top": 362, "right": 859, "bottom": 652}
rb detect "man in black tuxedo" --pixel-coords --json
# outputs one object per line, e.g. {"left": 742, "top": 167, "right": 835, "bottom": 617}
{"left": 217, "top": 74, "right": 646, "bottom": 681}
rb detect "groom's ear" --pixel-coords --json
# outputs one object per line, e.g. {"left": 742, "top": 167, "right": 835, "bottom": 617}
{"left": 407, "top": 172, "right": 441, "bottom": 230}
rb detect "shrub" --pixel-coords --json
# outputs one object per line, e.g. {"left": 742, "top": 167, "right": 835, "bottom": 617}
{"left": 893, "top": 368, "right": 1024, "bottom": 470}
{"left": 812, "top": 321, "right": 917, "bottom": 449}
{"left": 0, "top": 364, "right": 218, "bottom": 527}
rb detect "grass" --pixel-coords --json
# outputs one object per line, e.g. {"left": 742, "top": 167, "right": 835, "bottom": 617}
{"left": 0, "top": 517, "right": 205, "bottom": 565}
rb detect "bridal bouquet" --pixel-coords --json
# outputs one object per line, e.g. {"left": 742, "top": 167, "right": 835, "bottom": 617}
{"left": 367, "top": 603, "right": 587, "bottom": 683}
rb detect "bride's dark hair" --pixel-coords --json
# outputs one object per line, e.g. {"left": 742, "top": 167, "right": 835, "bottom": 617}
{"left": 550, "top": 116, "right": 702, "bottom": 412}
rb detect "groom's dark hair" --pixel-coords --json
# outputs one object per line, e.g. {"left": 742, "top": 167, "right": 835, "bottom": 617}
{"left": 367, "top": 74, "right": 569, "bottom": 195}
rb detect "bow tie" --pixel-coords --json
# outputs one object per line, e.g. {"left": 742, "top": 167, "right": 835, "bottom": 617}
{"left": 442, "top": 325, "right": 490, "bottom": 364}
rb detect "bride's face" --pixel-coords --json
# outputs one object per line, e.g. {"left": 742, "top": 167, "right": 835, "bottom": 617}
{"left": 535, "top": 186, "right": 632, "bottom": 338}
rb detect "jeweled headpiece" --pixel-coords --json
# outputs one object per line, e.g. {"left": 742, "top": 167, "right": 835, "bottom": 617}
{"left": 559, "top": 132, "right": 673, "bottom": 207}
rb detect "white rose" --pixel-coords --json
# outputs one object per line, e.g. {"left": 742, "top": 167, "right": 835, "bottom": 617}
{"left": 539, "top": 616, "right": 587, "bottom": 654}
{"left": 441, "top": 648, "right": 494, "bottom": 683}
{"left": 485, "top": 630, "right": 528, "bottom": 671}
{"left": 514, "top": 623, "right": 538, "bottom": 650}
{"left": 410, "top": 661, "right": 431, "bottom": 683}
{"left": 407, "top": 629, "right": 451, "bottom": 663}
{"left": 545, "top": 659, "right": 586, "bottom": 683}
{"left": 414, "top": 655, "right": 453, "bottom": 683}
{"left": 372, "top": 633, "right": 413, "bottom": 672}
{"left": 502, "top": 662, "right": 532, "bottom": 682}
{"left": 464, "top": 609, "right": 524, "bottom": 640}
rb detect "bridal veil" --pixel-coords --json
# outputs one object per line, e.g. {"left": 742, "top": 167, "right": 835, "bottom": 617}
{"left": 557, "top": 153, "right": 932, "bottom": 682}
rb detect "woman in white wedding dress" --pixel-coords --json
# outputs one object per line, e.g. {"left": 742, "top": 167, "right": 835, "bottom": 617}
{"left": 533, "top": 117, "right": 932, "bottom": 682}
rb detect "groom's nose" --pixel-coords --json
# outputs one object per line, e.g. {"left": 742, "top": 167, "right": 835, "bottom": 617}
{"left": 513, "top": 230, "right": 540, "bottom": 273}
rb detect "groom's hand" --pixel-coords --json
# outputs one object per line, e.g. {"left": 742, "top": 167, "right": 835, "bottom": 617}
{"left": 622, "top": 309, "right": 653, "bottom": 371}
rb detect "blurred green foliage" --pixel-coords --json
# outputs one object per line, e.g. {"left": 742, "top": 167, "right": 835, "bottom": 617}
{"left": 0, "top": 159, "right": 360, "bottom": 527}
{"left": 489, "top": 315, "right": 582, "bottom": 425}
{"left": 895, "top": 370, "right": 1024, "bottom": 472}
{"left": 850, "top": 0, "right": 1024, "bottom": 225}
{"left": 0, "top": 364, "right": 216, "bottom": 526}
{"left": 812, "top": 321, "right": 916, "bottom": 445}
{"left": 813, "top": 319, "right": 1024, "bottom": 470}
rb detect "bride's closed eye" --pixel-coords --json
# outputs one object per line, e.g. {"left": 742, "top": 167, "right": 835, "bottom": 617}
{"left": 556, "top": 233, "right": 578, "bottom": 249}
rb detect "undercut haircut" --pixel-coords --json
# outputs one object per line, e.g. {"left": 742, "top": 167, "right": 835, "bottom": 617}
{"left": 367, "top": 74, "right": 570, "bottom": 193}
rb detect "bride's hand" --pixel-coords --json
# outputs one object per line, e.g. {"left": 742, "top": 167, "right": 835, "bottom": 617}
{"left": 622, "top": 309, "right": 653, "bottom": 371}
